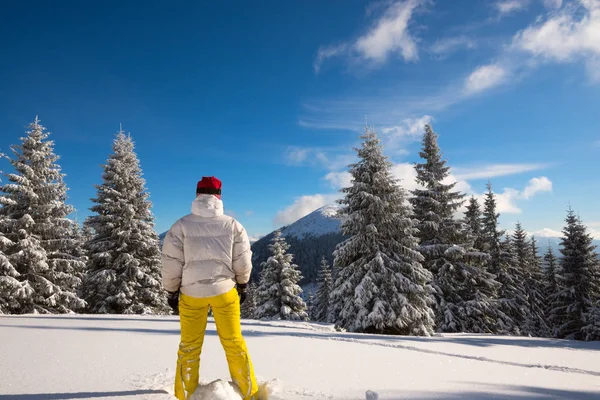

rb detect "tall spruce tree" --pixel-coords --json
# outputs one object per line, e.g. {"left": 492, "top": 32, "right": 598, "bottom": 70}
{"left": 480, "top": 184, "right": 524, "bottom": 334}
{"left": 82, "top": 130, "right": 168, "bottom": 314}
{"left": 500, "top": 233, "right": 528, "bottom": 333}
{"left": 408, "top": 124, "right": 501, "bottom": 333}
{"left": 254, "top": 230, "right": 308, "bottom": 320}
{"left": 0, "top": 118, "right": 85, "bottom": 313}
{"left": 312, "top": 256, "right": 333, "bottom": 322}
{"left": 465, "top": 196, "right": 484, "bottom": 251}
{"left": 329, "top": 127, "right": 435, "bottom": 335}
{"left": 527, "top": 236, "right": 548, "bottom": 336}
{"left": 548, "top": 209, "right": 600, "bottom": 340}
{"left": 513, "top": 223, "right": 546, "bottom": 336}
{"left": 543, "top": 245, "right": 559, "bottom": 329}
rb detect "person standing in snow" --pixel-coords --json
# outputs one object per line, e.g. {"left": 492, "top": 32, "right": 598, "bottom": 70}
{"left": 161, "top": 176, "right": 258, "bottom": 400}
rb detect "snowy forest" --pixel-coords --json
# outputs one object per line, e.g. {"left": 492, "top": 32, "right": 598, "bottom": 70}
{"left": 1, "top": 117, "right": 599, "bottom": 342}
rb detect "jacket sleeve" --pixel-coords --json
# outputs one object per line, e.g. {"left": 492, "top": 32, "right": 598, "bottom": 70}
{"left": 232, "top": 221, "right": 252, "bottom": 284}
{"left": 161, "top": 220, "right": 184, "bottom": 292}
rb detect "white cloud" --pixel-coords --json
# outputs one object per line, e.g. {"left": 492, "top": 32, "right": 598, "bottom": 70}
{"left": 521, "top": 176, "right": 553, "bottom": 198}
{"left": 245, "top": 210, "right": 254, "bottom": 216}
{"left": 355, "top": 0, "right": 422, "bottom": 64}
{"left": 453, "top": 163, "right": 548, "bottom": 180}
{"left": 531, "top": 227, "right": 562, "bottom": 237}
{"left": 464, "top": 64, "right": 508, "bottom": 95}
{"left": 381, "top": 115, "right": 433, "bottom": 139}
{"left": 493, "top": 188, "right": 523, "bottom": 213}
{"left": 314, "top": 44, "right": 348, "bottom": 73}
{"left": 313, "top": 0, "right": 424, "bottom": 72}
{"left": 325, "top": 171, "right": 353, "bottom": 189}
{"left": 482, "top": 176, "right": 553, "bottom": 213}
{"left": 274, "top": 194, "right": 340, "bottom": 226}
{"left": 512, "top": 0, "right": 600, "bottom": 80}
{"left": 380, "top": 115, "right": 433, "bottom": 154}
{"left": 390, "top": 162, "right": 421, "bottom": 192}
{"left": 429, "top": 36, "right": 477, "bottom": 57}
{"left": 496, "top": 0, "right": 530, "bottom": 15}
{"left": 285, "top": 147, "right": 311, "bottom": 164}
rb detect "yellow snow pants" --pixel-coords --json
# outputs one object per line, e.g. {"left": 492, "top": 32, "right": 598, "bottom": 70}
{"left": 174, "top": 288, "right": 258, "bottom": 400}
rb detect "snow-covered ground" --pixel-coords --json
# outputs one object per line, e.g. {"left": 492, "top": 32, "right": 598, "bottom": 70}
{"left": 1, "top": 315, "right": 599, "bottom": 399}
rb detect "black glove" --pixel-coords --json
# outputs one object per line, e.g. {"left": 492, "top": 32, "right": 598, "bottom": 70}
{"left": 167, "top": 290, "right": 179, "bottom": 315}
{"left": 236, "top": 283, "right": 247, "bottom": 304}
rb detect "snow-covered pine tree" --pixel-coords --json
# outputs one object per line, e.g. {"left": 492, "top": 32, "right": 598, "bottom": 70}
{"left": 0, "top": 155, "right": 24, "bottom": 314}
{"left": 0, "top": 118, "right": 85, "bottom": 313}
{"left": 480, "top": 183, "right": 523, "bottom": 334}
{"left": 0, "top": 222, "right": 31, "bottom": 314}
{"left": 543, "top": 245, "right": 559, "bottom": 331}
{"left": 312, "top": 256, "right": 333, "bottom": 322}
{"left": 582, "top": 300, "right": 600, "bottom": 341}
{"left": 254, "top": 230, "right": 308, "bottom": 320}
{"left": 499, "top": 233, "right": 528, "bottom": 333}
{"left": 548, "top": 209, "right": 600, "bottom": 340}
{"left": 240, "top": 282, "right": 257, "bottom": 319}
{"left": 408, "top": 124, "right": 501, "bottom": 333}
{"left": 329, "top": 127, "right": 435, "bottom": 335}
{"left": 465, "top": 196, "right": 485, "bottom": 251}
{"left": 529, "top": 236, "right": 549, "bottom": 335}
{"left": 513, "top": 225, "right": 547, "bottom": 336}
{"left": 82, "top": 129, "right": 169, "bottom": 314}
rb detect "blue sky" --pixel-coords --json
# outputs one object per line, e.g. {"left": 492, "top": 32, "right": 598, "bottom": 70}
{"left": 1, "top": 0, "right": 599, "bottom": 240}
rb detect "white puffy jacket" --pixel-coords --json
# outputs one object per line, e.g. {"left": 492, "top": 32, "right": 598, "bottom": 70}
{"left": 161, "top": 195, "right": 253, "bottom": 298}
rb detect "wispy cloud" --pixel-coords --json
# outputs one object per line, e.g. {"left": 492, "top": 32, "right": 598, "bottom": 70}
{"left": 464, "top": 63, "right": 509, "bottom": 95}
{"left": 284, "top": 146, "right": 355, "bottom": 171}
{"left": 453, "top": 163, "right": 548, "bottom": 180}
{"left": 314, "top": 0, "right": 425, "bottom": 73}
{"left": 313, "top": 44, "right": 348, "bottom": 74}
{"left": 512, "top": 0, "right": 600, "bottom": 81}
{"left": 429, "top": 35, "right": 478, "bottom": 57}
{"left": 496, "top": 0, "right": 530, "bottom": 16}
{"left": 380, "top": 115, "right": 433, "bottom": 153}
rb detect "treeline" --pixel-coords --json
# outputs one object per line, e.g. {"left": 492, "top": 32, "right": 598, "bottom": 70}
{"left": 0, "top": 118, "right": 169, "bottom": 315}
{"left": 245, "top": 125, "right": 600, "bottom": 342}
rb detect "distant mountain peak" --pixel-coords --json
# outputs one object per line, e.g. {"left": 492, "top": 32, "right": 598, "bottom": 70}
{"left": 280, "top": 204, "right": 342, "bottom": 239}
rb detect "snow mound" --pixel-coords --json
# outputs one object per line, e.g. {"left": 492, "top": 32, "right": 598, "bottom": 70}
{"left": 190, "top": 379, "right": 278, "bottom": 400}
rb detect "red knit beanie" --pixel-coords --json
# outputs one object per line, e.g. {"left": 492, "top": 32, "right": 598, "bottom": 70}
{"left": 196, "top": 176, "right": 222, "bottom": 199}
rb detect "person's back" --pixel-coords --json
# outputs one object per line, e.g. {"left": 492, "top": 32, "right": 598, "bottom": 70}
{"left": 161, "top": 176, "right": 258, "bottom": 400}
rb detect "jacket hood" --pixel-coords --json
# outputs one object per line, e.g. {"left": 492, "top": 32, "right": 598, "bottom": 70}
{"left": 191, "top": 194, "right": 224, "bottom": 217}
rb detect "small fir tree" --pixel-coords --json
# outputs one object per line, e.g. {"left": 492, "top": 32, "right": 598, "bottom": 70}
{"left": 312, "top": 256, "right": 333, "bottom": 322}
{"left": 543, "top": 245, "right": 559, "bottom": 331}
{"left": 548, "top": 209, "right": 600, "bottom": 340}
{"left": 254, "top": 231, "right": 308, "bottom": 320}
{"left": 480, "top": 183, "right": 525, "bottom": 334}
{"left": 464, "top": 196, "right": 484, "bottom": 251}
